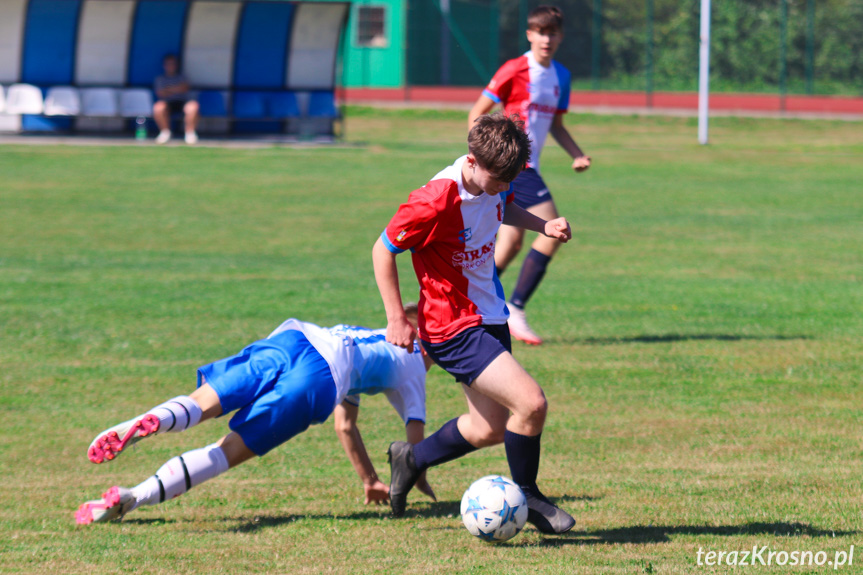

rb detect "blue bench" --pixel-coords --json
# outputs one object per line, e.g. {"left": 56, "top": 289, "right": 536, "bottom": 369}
{"left": 5, "top": 86, "right": 340, "bottom": 137}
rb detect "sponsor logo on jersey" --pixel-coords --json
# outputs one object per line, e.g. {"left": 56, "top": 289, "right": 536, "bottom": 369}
{"left": 458, "top": 227, "right": 472, "bottom": 243}
{"left": 554, "top": 85, "right": 560, "bottom": 97}
{"left": 527, "top": 102, "right": 558, "bottom": 115}
{"left": 396, "top": 229, "right": 407, "bottom": 242}
{"left": 451, "top": 239, "right": 495, "bottom": 270}
{"left": 537, "top": 188, "right": 549, "bottom": 197}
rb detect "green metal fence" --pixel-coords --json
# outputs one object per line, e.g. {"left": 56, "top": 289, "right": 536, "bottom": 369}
{"left": 420, "top": 0, "right": 863, "bottom": 96}
{"left": 515, "top": 0, "right": 862, "bottom": 96}
{"left": 406, "top": 0, "right": 499, "bottom": 86}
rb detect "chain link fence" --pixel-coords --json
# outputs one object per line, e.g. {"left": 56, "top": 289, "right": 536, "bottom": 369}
{"left": 407, "top": 0, "right": 863, "bottom": 96}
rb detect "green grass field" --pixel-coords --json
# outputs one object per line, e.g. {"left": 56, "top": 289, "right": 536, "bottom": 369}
{"left": 1, "top": 109, "right": 862, "bottom": 574}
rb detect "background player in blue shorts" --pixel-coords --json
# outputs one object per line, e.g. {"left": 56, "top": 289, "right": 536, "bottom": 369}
{"left": 76, "top": 306, "right": 436, "bottom": 524}
{"left": 468, "top": 5, "right": 591, "bottom": 345}
{"left": 373, "top": 113, "right": 576, "bottom": 534}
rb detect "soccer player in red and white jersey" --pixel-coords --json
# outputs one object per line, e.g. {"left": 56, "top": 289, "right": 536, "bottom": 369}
{"left": 373, "top": 113, "right": 576, "bottom": 534}
{"left": 469, "top": 5, "right": 591, "bottom": 345}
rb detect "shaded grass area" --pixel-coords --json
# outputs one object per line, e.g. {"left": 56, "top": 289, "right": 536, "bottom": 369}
{"left": 1, "top": 110, "right": 862, "bottom": 574}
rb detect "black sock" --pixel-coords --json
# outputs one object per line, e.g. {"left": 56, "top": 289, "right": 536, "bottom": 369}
{"left": 510, "top": 249, "right": 551, "bottom": 309}
{"left": 504, "top": 429, "right": 541, "bottom": 492}
{"left": 413, "top": 418, "right": 477, "bottom": 470}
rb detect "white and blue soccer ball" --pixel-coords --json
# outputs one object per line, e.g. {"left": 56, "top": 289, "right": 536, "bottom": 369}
{"left": 460, "top": 475, "right": 528, "bottom": 543}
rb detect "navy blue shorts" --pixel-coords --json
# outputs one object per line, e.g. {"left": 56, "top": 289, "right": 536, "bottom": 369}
{"left": 511, "top": 168, "right": 553, "bottom": 209}
{"left": 197, "top": 329, "right": 337, "bottom": 456}
{"left": 421, "top": 324, "right": 512, "bottom": 385}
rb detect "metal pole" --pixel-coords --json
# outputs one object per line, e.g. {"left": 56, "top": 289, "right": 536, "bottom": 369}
{"left": 519, "top": 0, "right": 528, "bottom": 54}
{"left": 646, "top": 0, "right": 654, "bottom": 108}
{"left": 491, "top": 1, "right": 499, "bottom": 74}
{"left": 592, "top": 0, "right": 601, "bottom": 90}
{"left": 779, "top": 0, "right": 787, "bottom": 109}
{"left": 440, "top": 0, "right": 450, "bottom": 85}
{"left": 698, "top": 0, "right": 711, "bottom": 145}
{"left": 806, "top": 0, "right": 814, "bottom": 94}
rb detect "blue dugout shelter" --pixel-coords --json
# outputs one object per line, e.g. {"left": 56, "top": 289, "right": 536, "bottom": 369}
{"left": 0, "top": 0, "right": 348, "bottom": 136}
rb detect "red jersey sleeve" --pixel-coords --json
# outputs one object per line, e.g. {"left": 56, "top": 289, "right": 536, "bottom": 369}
{"left": 381, "top": 183, "right": 451, "bottom": 254}
{"left": 482, "top": 58, "right": 522, "bottom": 105}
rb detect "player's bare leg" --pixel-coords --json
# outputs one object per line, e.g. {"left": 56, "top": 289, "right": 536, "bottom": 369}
{"left": 507, "top": 199, "right": 562, "bottom": 345}
{"left": 468, "top": 352, "right": 546, "bottom": 436}
{"left": 469, "top": 352, "right": 574, "bottom": 533}
{"left": 456, "top": 381, "right": 511, "bottom": 447}
{"left": 495, "top": 223, "right": 526, "bottom": 275}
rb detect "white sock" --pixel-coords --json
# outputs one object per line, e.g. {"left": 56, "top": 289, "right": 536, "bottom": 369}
{"left": 131, "top": 443, "right": 229, "bottom": 509}
{"left": 148, "top": 396, "right": 203, "bottom": 434}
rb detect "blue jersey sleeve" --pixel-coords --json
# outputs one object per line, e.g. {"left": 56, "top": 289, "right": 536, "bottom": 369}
{"left": 553, "top": 61, "right": 571, "bottom": 112}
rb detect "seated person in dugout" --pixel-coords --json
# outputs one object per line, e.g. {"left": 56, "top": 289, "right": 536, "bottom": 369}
{"left": 153, "top": 54, "right": 200, "bottom": 145}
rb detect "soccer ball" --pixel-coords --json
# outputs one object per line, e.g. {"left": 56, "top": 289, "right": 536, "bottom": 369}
{"left": 460, "top": 475, "right": 528, "bottom": 543}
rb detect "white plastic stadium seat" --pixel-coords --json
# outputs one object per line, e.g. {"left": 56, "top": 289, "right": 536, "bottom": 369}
{"left": 6, "top": 83, "right": 44, "bottom": 114}
{"left": 0, "top": 85, "right": 6, "bottom": 113}
{"left": 44, "top": 86, "right": 81, "bottom": 116}
{"left": 80, "top": 88, "right": 119, "bottom": 117}
{"left": 119, "top": 89, "right": 154, "bottom": 118}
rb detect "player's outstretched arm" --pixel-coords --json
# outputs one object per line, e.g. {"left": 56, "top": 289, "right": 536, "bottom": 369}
{"left": 503, "top": 204, "right": 572, "bottom": 243}
{"left": 334, "top": 401, "right": 390, "bottom": 505}
{"left": 550, "top": 114, "right": 591, "bottom": 172}
{"left": 373, "top": 237, "right": 416, "bottom": 349}
{"left": 406, "top": 420, "right": 437, "bottom": 502}
{"left": 468, "top": 94, "right": 497, "bottom": 132}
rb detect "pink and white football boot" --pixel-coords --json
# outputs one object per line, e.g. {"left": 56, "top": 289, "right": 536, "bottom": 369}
{"left": 87, "top": 414, "right": 160, "bottom": 464}
{"left": 75, "top": 486, "right": 136, "bottom": 524}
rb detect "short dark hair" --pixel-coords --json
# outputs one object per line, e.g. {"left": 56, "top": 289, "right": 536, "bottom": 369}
{"left": 528, "top": 5, "right": 563, "bottom": 31}
{"left": 468, "top": 112, "right": 531, "bottom": 183}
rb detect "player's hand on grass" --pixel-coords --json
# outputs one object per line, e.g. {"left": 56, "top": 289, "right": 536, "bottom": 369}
{"left": 387, "top": 316, "right": 416, "bottom": 350}
{"left": 544, "top": 217, "right": 572, "bottom": 243}
{"left": 415, "top": 471, "right": 437, "bottom": 502}
{"left": 572, "top": 155, "right": 591, "bottom": 172}
{"left": 364, "top": 479, "right": 390, "bottom": 505}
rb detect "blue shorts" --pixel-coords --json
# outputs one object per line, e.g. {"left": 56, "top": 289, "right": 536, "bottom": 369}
{"left": 511, "top": 168, "right": 553, "bottom": 209}
{"left": 421, "top": 324, "right": 512, "bottom": 385}
{"left": 197, "top": 329, "right": 337, "bottom": 456}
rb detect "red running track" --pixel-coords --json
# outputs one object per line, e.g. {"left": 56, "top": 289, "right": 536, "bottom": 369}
{"left": 343, "top": 87, "right": 863, "bottom": 116}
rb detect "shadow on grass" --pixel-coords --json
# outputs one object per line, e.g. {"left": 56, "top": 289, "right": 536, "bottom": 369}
{"left": 565, "top": 334, "right": 811, "bottom": 346}
{"left": 230, "top": 495, "right": 600, "bottom": 532}
{"left": 403, "top": 495, "right": 598, "bottom": 519}
{"left": 555, "top": 494, "right": 601, "bottom": 503}
{"left": 232, "top": 510, "right": 391, "bottom": 532}
{"left": 122, "top": 518, "right": 178, "bottom": 525}
{"left": 228, "top": 500, "right": 465, "bottom": 532}
{"left": 531, "top": 522, "right": 857, "bottom": 547}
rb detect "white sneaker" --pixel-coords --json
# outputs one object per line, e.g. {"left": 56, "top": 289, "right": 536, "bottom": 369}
{"left": 76, "top": 486, "right": 136, "bottom": 524}
{"left": 508, "top": 306, "right": 543, "bottom": 345}
{"left": 184, "top": 131, "right": 198, "bottom": 145}
{"left": 87, "top": 414, "right": 160, "bottom": 464}
{"left": 155, "top": 130, "right": 172, "bottom": 144}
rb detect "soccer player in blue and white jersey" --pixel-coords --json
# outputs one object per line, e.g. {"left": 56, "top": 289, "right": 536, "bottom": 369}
{"left": 76, "top": 305, "right": 436, "bottom": 524}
